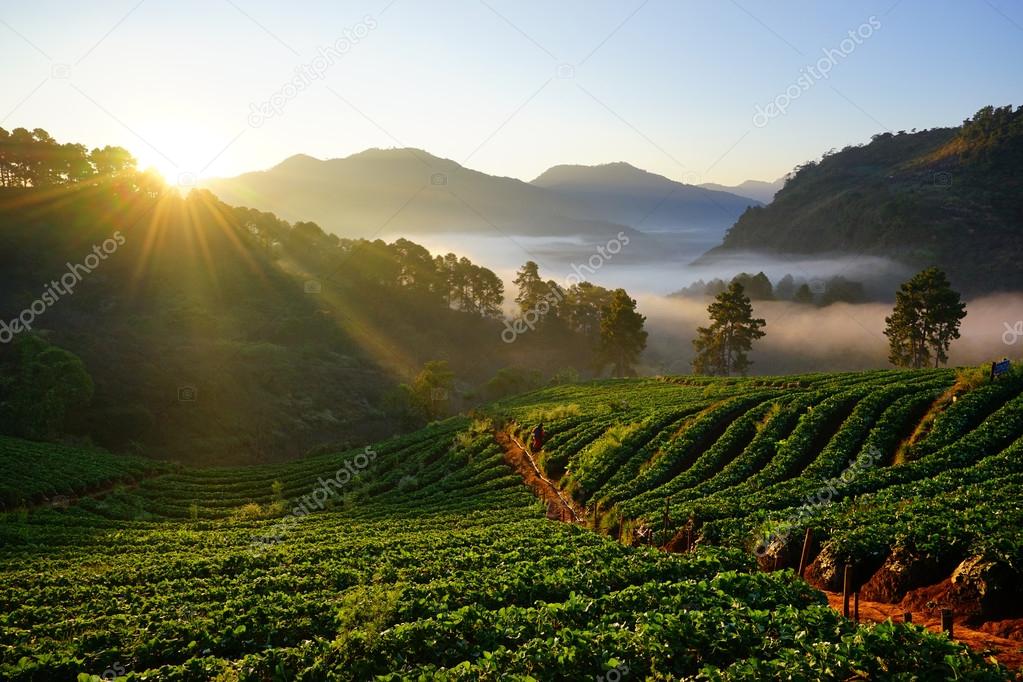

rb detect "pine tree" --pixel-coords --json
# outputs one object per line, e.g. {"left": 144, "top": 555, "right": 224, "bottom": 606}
{"left": 793, "top": 284, "right": 814, "bottom": 305}
{"left": 597, "top": 289, "right": 647, "bottom": 377}
{"left": 513, "top": 261, "right": 550, "bottom": 313}
{"left": 692, "top": 282, "right": 766, "bottom": 376}
{"left": 884, "top": 267, "right": 967, "bottom": 368}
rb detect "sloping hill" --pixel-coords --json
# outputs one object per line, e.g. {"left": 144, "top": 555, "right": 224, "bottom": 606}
{"left": 0, "top": 183, "right": 589, "bottom": 465}
{"left": 703, "top": 105, "right": 1023, "bottom": 294}
{"left": 0, "top": 386, "right": 1010, "bottom": 679}
{"left": 496, "top": 367, "right": 1023, "bottom": 639}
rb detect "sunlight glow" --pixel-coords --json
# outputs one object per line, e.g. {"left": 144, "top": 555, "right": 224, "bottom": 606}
{"left": 133, "top": 121, "right": 231, "bottom": 189}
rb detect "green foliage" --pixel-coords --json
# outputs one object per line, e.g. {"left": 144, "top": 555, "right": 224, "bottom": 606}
{"left": 792, "top": 283, "right": 814, "bottom": 304}
{"left": 0, "top": 434, "right": 168, "bottom": 509}
{"left": 0, "top": 139, "right": 605, "bottom": 463}
{"left": 729, "top": 271, "right": 774, "bottom": 300}
{"left": 0, "top": 335, "right": 94, "bottom": 439}
{"left": 485, "top": 366, "right": 543, "bottom": 401}
{"left": 0, "top": 126, "right": 139, "bottom": 187}
{"left": 390, "top": 360, "right": 459, "bottom": 428}
{"left": 692, "top": 281, "right": 766, "bottom": 376}
{"left": 512, "top": 260, "right": 553, "bottom": 318}
{"left": 714, "top": 105, "right": 1023, "bottom": 294}
{"left": 596, "top": 289, "right": 648, "bottom": 378}
{"left": 884, "top": 267, "right": 967, "bottom": 368}
{"left": 0, "top": 371, "right": 1016, "bottom": 679}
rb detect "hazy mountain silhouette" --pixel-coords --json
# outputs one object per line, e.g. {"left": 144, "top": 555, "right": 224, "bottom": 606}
{"left": 204, "top": 151, "right": 758, "bottom": 241}
{"left": 698, "top": 177, "right": 785, "bottom": 205}
{"left": 203, "top": 149, "right": 637, "bottom": 240}
{"left": 531, "top": 162, "right": 760, "bottom": 232}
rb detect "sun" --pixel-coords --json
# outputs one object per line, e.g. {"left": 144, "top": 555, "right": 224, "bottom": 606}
{"left": 133, "top": 122, "right": 231, "bottom": 189}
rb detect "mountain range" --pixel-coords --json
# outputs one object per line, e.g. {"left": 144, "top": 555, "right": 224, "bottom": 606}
{"left": 202, "top": 151, "right": 762, "bottom": 242}
{"left": 703, "top": 104, "right": 1023, "bottom": 295}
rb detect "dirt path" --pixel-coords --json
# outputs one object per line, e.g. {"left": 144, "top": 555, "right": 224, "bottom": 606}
{"left": 14, "top": 471, "right": 168, "bottom": 512}
{"left": 496, "top": 431, "right": 584, "bottom": 524}
{"left": 823, "top": 591, "right": 1023, "bottom": 670}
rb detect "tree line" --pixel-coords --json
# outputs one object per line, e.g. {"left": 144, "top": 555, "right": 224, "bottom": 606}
{"left": 229, "top": 206, "right": 505, "bottom": 320}
{"left": 4, "top": 126, "right": 979, "bottom": 385}
{"left": 0, "top": 126, "right": 141, "bottom": 187}
{"left": 509, "top": 261, "right": 648, "bottom": 378}
{"left": 690, "top": 266, "right": 968, "bottom": 375}
{"left": 676, "top": 271, "right": 866, "bottom": 306}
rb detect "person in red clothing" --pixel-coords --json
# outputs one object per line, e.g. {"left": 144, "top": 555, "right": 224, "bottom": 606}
{"left": 530, "top": 422, "right": 546, "bottom": 451}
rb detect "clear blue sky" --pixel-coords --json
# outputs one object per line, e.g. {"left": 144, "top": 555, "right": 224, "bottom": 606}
{"left": 2, "top": 0, "right": 1021, "bottom": 185}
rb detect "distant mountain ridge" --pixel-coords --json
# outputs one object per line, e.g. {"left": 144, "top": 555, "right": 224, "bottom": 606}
{"left": 203, "top": 151, "right": 759, "bottom": 241}
{"left": 698, "top": 177, "right": 785, "bottom": 204}
{"left": 702, "top": 105, "right": 1023, "bottom": 294}
{"left": 531, "top": 162, "right": 761, "bottom": 232}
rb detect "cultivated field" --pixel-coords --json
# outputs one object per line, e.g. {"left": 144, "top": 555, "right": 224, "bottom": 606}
{"left": 2, "top": 368, "right": 1021, "bottom": 680}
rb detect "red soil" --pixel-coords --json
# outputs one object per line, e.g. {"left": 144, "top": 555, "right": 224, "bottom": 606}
{"left": 496, "top": 431, "right": 584, "bottom": 524}
{"left": 822, "top": 589, "right": 1023, "bottom": 671}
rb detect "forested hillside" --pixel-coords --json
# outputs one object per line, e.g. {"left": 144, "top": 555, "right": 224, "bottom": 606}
{"left": 705, "top": 105, "right": 1023, "bottom": 294}
{"left": 0, "top": 128, "right": 626, "bottom": 465}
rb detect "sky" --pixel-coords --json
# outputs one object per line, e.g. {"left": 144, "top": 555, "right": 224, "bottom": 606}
{"left": 2, "top": 0, "right": 1022, "bottom": 187}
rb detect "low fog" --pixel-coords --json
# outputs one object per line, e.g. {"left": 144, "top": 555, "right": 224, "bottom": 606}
{"left": 385, "top": 229, "right": 1021, "bottom": 375}
{"left": 399, "top": 232, "right": 911, "bottom": 298}
{"left": 641, "top": 293, "right": 1023, "bottom": 375}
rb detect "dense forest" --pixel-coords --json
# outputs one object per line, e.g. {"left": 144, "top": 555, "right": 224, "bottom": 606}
{"left": 706, "top": 105, "right": 1023, "bottom": 294}
{"left": 0, "top": 127, "right": 646, "bottom": 465}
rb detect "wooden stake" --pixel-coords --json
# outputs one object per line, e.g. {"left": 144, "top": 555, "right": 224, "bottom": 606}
{"left": 842, "top": 563, "right": 852, "bottom": 618}
{"left": 903, "top": 612, "right": 912, "bottom": 624}
{"left": 797, "top": 528, "right": 813, "bottom": 578}
{"left": 941, "top": 609, "right": 954, "bottom": 638}
{"left": 854, "top": 591, "right": 859, "bottom": 623}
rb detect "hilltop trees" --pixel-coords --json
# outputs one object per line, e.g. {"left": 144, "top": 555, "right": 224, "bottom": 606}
{"left": 597, "top": 289, "right": 648, "bottom": 377}
{"left": 512, "top": 261, "right": 563, "bottom": 326}
{"left": 436, "top": 254, "right": 503, "bottom": 317}
{"left": 730, "top": 272, "right": 774, "bottom": 300}
{"left": 0, "top": 126, "right": 137, "bottom": 187}
{"left": 508, "top": 262, "right": 648, "bottom": 376}
{"left": 561, "top": 281, "right": 613, "bottom": 343}
{"left": 884, "top": 267, "right": 967, "bottom": 368}
{"left": 793, "top": 283, "right": 814, "bottom": 305}
{"left": 692, "top": 282, "right": 766, "bottom": 376}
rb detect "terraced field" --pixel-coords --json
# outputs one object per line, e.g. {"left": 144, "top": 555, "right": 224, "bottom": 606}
{"left": 501, "top": 368, "right": 1023, "bottom": 633}
{"left": 1, "top": 369, "right": 1021, "bottom": 679}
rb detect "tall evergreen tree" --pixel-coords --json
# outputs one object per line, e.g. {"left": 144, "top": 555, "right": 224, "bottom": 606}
{"left": 596, "top": 289, "right": 647, "bottom": 377}
{"left": 884, "top": 267, "right": 967, "bottom": 368}
{"left": 792, "top": 283, "right": 814, "bottom": 305}
{"left": 513, "top": 261, "right": 547, "bottom": 314}
{"left": 692, "top": 281, "right": 766, "bottom": 376}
